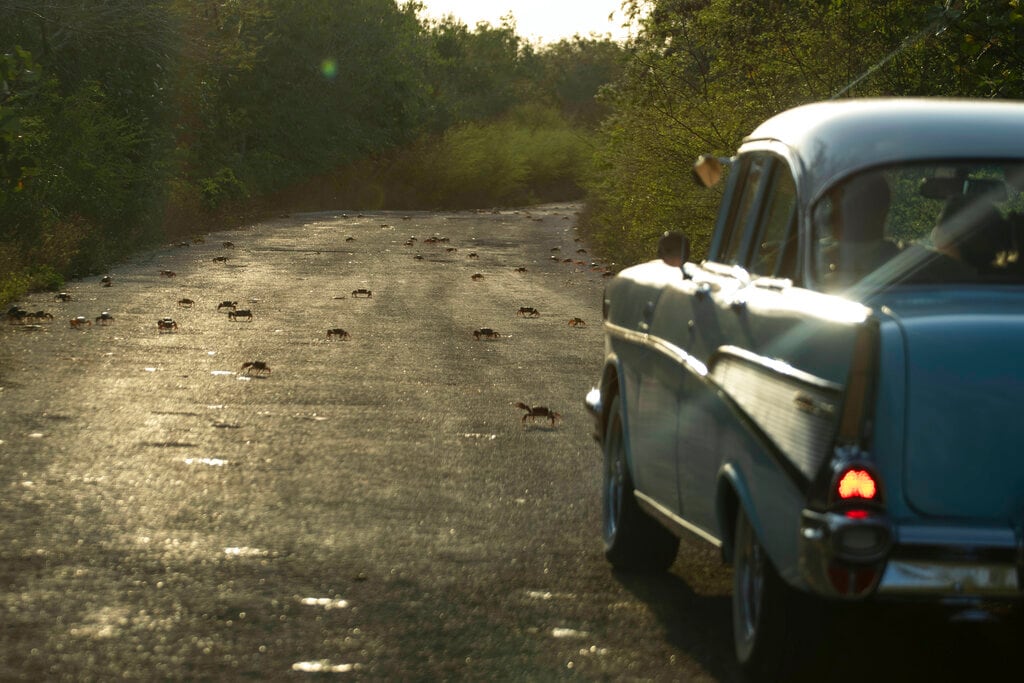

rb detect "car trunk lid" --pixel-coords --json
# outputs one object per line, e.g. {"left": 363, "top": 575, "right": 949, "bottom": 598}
{"left": 883, "top": 290, "right": 1024, "bottom": 522}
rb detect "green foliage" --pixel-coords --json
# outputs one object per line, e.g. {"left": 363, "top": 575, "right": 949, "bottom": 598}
{"left": 529, "top": 36, "right": 627, "bottom": 127}
{"left": 275, "top": 104, "right": 593, "bottom": 211}
{"left": 423, "top": 16, "right": 531, "bottom": 128}
{"left": 26, "top": 264, "right": 64, "bottom": 291}
{"left": 0, "top": 271, "right": 29, "bottom": 306}
{"left": 0, "top": 47, "right": 42, "bottom": 192}
{"left": 0, "top": 264, "right": 64, "bottom": 307}
{"left": 199, "top": 167, "right": 248, "bottom": 210}
{"left": 3, "top": 0, "right": 1022, "bottom": 292}
{"left": 1, "top": 0, "right": 618, "bottom": 291}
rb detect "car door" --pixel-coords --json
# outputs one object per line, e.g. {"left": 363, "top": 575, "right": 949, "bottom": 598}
{"left": 628, "top": 266, "right": 686, "bottom": 513}
{"left": 640, "top": 154, "right": 773, "bottom": 525}
{"left": 671, "top": 150, "right": 868, "bottom": 542}
{"left": 602, "top": 269, "right": 678, "bottom": 510}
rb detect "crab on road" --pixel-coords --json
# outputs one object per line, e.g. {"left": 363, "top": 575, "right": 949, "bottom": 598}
{"left": 241, "top": 360, "right": 271, "bottom": 376}
{"left": 515, "top": 402, "right": 562, "bottom": 426}
{"left": 473, "top": 328, "right": 502, "bottom": 340}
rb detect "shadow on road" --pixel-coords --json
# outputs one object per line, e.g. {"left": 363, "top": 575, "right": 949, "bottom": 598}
{"left": 613, "top": 567, "right": 740, "bottom": 682}
{"left": 614, "top": 562, "right": 1023, "bottom": 683}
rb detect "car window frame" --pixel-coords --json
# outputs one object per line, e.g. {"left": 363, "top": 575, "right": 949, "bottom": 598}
{"left": 707, "top": 151, "right": 800, "bottom": 282}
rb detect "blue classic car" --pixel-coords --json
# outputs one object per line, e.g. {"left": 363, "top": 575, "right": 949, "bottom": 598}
{"left": 585, "top": 99, "right": 1024, "bottom": 679}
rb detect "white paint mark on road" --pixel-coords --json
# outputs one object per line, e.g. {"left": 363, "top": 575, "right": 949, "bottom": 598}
{"left": 462, "top": 433, "right": 497, "bottom": 440}
{"left": 184, "top": 457, "right": 228, "bottom": 467}
{"left": 552, "top": 627, "right": 589, "bottom": 639}
{"left": 299, "top": 597, "right": 350, "bottom": 609}
{"left": 224, "top": 547, "right": 268, "bottom": 557}
{"left": 292, "top": 660, "right": 360, "bottom": 673}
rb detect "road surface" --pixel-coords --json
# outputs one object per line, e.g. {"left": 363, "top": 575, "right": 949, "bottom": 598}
{"left": 0, "top": 205, "right": 1015, "bottom": 681}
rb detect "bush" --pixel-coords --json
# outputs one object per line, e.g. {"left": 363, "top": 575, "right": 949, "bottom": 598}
{"left": 26, "top": 264, "right": 64, "bottom": 291}
{"left": 199, "top": 168, "right": 248, "bottom": 211}
{"left": 378, "top": 105, "right": 591, "bottom": 209}
{"left": 0, "top": 265, "right": 63, "bottom": 306}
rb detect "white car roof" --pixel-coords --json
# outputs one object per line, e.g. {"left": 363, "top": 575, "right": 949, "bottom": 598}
{"left": 743, "top": 98, "right": 1024, "bottom": 202}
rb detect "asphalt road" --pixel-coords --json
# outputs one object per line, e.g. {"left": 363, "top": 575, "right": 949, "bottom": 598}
{"left": 0, "top": 205, "right": 1018, "bottom": 682}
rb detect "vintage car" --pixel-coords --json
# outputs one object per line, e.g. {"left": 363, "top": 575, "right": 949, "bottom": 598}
{"left": 585, "top": 98, "right": 1024, "bottom": 679}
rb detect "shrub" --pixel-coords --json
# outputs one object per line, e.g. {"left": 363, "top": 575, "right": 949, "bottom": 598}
{"left": 199, "top": 168, "right": 248, "bottom": 211}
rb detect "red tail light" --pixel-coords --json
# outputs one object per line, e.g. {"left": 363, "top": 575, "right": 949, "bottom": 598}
{"left": 837, "top": 468, "right": 877, "bottom": 501}
{"left": 827, "top": 562, "right": 880, "bottom": 595}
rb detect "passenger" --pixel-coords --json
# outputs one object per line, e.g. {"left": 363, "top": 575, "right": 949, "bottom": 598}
{"left": 931, "top": 196, "right": 1007, "bottom": 272}
{"left": 818, "top": 171, "right": 899, "bottom": 286}
{"left": 897, "top": 196, "right": 1003, "bottom": 284}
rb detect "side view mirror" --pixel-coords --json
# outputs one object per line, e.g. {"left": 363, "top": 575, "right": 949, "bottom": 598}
{"left": 658, "top": 231, "right": 690, "bottom": 268}
{"left": 692, "top": 154, "right": 731, "bottom": 188}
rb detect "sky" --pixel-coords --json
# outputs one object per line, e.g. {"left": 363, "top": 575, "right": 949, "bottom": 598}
{"left": 415, "top": 1, "right": 635, "bottom": 44}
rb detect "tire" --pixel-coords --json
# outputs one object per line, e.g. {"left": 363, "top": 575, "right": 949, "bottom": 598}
{"left": 732, "top": 506, "right": 827, "bottom": 681}
{"left": 602, "top": 394, "right": 679, "bottom": 571}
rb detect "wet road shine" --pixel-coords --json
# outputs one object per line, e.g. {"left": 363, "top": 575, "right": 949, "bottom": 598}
{"left": 1, "top": 207, "right": 1012, "bottom": 681}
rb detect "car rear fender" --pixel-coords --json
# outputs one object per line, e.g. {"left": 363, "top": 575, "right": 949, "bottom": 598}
{"left": 711, "top": 417, "right": 810, "bottom": 586}
{"left": 717, "top": 463, "right": 752, "bottom": 565}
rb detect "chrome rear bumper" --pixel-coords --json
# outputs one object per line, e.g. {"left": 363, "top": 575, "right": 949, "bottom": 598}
{"left": 876, "top": 524, "right": 1021, "bottom": 598}
{"left": 878, "top": 559, "right": 1019, "bottom": 596}
{"left": 800, "top": 511, "right": 1023, "bottom": 600}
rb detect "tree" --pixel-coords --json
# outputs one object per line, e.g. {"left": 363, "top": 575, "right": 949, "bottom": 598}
{"left": 581, "top": 0, "right": 1024, "bottom": 266}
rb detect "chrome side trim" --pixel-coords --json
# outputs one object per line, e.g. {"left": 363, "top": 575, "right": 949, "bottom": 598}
{"left": 636, "top": 490, "right": 723, "bottom": 549}
{"left": 603, "top": 321, "right": 709, "bottom": 377}
{"left": 711, "top": 352, "right": 841, "bottom": 481}
{"left": 713, "top": 345, "right": 842, "bottom": 392}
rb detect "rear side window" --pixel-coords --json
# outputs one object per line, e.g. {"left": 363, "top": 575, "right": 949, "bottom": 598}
{"left": 711, "top": 152, "right": 798, "bottom": 280}
{"left": 719, "top": 155, "right": 769, "bottom": 265}
{"left": 750, "top": 165, "right": 798, "bottom": 278}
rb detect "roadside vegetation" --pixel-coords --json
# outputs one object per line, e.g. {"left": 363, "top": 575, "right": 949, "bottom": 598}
{"left": 582, "top": 0, "right": 1024, "bottom": 265}
{"left": 2, "top": 0, "right": 1022, "bottom": 304}
{"left": 0, "top": 0, "right": 623, "bottom": 303}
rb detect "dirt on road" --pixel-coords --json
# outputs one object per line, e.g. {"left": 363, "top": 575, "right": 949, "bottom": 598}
{"left": 0, "top": 205, "right": 1016, "bottom": 682}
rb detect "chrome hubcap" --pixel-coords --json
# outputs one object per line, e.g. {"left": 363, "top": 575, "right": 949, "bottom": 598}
{"left": 603, "top": 419, "right": 623, "bottom": 542}
{"left": 735, "top": 515, "right": 764, "bottom": 648}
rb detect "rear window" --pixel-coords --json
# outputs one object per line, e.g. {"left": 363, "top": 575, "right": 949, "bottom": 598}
{"left": 812, "top": 161, "right": 1024, "bottom": 289}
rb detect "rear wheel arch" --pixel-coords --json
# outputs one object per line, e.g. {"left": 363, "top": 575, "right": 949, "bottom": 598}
{"left": 716, "top": 463, "right": 764, "bottom": 567}
{"left": 717, "top": 477, "right": 741, "bottom": 564}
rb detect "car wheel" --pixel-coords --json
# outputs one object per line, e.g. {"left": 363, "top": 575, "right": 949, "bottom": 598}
{"left": 732, "top": 506, "right": 826, "bottom": 681}
{"left": 602, "top": 394, "right": 679, "bottom": 571}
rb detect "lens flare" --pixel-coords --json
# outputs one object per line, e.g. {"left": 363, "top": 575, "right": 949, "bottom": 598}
{"left": 320, "top": 59, "right": 337, "bottom": 79}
